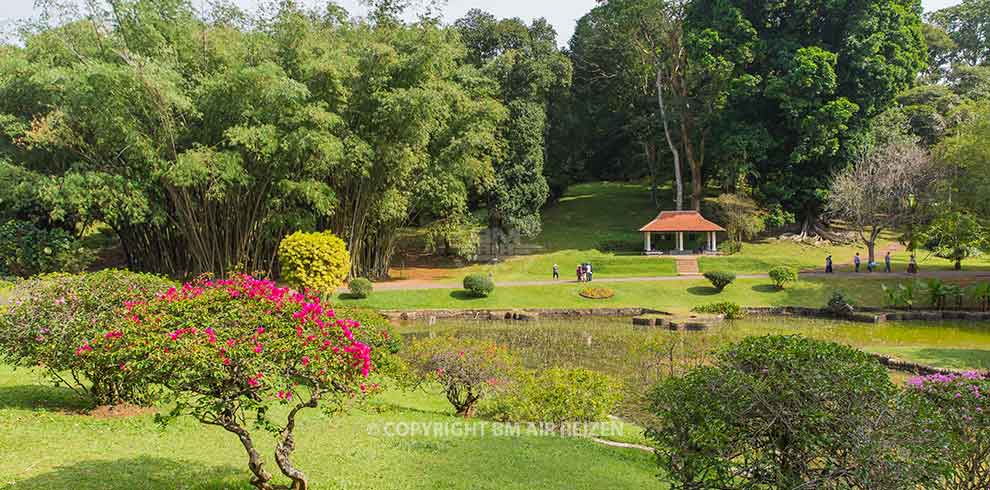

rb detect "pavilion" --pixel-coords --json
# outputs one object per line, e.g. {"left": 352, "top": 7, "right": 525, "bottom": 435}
{"left": 639, "top": 210, "right": 725, "bottom": 254}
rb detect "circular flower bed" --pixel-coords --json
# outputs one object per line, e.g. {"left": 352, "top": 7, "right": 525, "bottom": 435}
{"left": 579, "top": 287, "right": 615, "bottom": 300}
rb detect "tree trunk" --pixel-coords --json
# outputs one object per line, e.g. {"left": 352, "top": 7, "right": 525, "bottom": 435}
{"left": 681, "top": 121, "right": 702, "bottom": 211}
{"left": 955, "top": 259, "right": 962, "bottom": 271}
{"left": 274, "top": 390, "right": 320, "bottom": 490}
{"left": 655, "top": 67, "right": 683, "bottom": 211}
{"left": 218, "top": 420, "right": 274, "bottom": 490}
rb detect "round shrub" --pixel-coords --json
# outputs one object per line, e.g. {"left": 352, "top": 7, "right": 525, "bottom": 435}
{"left": 86, "top": 274, "right": 388, "bottom": 490}
{"left": 0, "top": 270, "right": 175, "bottom": 405}
{"left": 348, "top": 277, "right": 374, "bottom": 298}
{"left": 405, "top": 336, "right": 516, "bottom": 417}
{"left": 768, "top": 266, "right": 798, "bottom": 289}
{"left": 482, "top": 367, "right": 621, "bottom": 428}
{"left": 647, "top": 336, "right": 941, "bottom": 490}
{"left": 825, "top": 291, "right": 855, "bottom": 317}
{"left": 278, "top": 231, "right": 350, "bottom": 295}
{"left": 691, "top": 301, "right": 744, "bottom": 319}
{"left": 579, "top": 287, "right": 614, "bottom": 300}
{"left": 463, "top": 273, "right": 495, "bottom": 297}
{"left": 703, "top": 271, "right": 736, "bottom": 291}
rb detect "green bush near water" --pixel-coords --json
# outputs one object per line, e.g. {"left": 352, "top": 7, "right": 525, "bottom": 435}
{"left": 703, "top": 271, "right": 736, "bottom": 291}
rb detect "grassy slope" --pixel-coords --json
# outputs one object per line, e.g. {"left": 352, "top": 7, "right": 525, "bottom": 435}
{"left": 0, "top": 366, "right": 658, "bottom": 490}
{"left": 340, "top": 277, "right": 892, "bottom": 313}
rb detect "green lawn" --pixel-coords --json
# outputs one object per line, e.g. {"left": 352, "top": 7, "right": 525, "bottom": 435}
{"left": 461, "top": 250, "right": 676, "bottom": 283}
{"left": 0, "top": 365, "right": 658, "bottom": 490}
{"left": 341, "top": 277, "right": 892, "bottom": 313}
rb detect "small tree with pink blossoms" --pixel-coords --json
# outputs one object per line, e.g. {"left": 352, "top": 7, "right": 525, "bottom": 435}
{"left": 405, "top": 337, "right": 516, "bottom": 417}
{"left": 84, "top": 275, "right": 390, "bottom": 490}
{"left": 908, "top": 372, "right": 990, "bottom": 490}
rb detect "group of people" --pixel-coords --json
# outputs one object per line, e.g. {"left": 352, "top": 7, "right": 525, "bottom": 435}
{"left": 824, "top": 252, "right": 919, "bottom": 274}
{"left": 551, "top": 263, "right": 593, "bottom": 282}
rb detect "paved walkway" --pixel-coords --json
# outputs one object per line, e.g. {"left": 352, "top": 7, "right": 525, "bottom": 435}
{"left": 349, "top": 269, "right": 990, "bottom": 292}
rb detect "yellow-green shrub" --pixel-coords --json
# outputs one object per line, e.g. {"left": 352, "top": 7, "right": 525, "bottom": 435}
{"left": 278, "top": 231, "right": 350, "bottom": 295}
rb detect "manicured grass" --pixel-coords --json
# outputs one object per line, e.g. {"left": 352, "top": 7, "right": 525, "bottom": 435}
{"left": 0, "top": 365, "right": 659, "bottom": 490}
{"left": 462, "top": 250, "right": 676, "bottom": 283}
{"left": 340, "top": 277, "right": 893, "bottom": 313}
{"left": 538, "top": 181, "right": 663, "bottom": 252}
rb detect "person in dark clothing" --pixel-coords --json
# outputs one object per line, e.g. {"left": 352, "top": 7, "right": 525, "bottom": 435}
{"left": 854, "top": 253, "right": 861, "bottom": 272}
{"left": 884, "top": 252, "right": 892, "bottom": 273}
{"left": 825, "top": 255, "right": 833, "bottom": 273}
{"left": 552, "top": 263, "right": 559, "bottom": 280}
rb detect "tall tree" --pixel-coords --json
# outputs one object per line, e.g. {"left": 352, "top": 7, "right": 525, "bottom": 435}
{"left": 686, "top": 0, "right": 927, "bottom": 232}
{"left": 928, "top": 0, "right": 990, "bottom": 66}
{"left": 827, "top": 141, "right": 940, "bottom": 264}
{"left": 455, "top": 10, "right": 572, "bottom": 251}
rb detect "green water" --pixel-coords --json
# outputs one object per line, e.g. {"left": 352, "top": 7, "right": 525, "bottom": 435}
{"left": 396, "top": 316, "right": 990, "bottom": 372}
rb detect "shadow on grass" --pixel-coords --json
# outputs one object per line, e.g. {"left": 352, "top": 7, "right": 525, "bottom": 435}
{"left": 751, "top": 284, "right": 782, "bottom": 293}
{"left": 449, "top": 291, "right": 486, "bottom": 301}
{"left": 336, "top": 293, "right": 364, "bottom": 301}
{"left": 903, "top": 348, "right": 990, "bottom": 370}
{"left": 8, "top": 457, "right": 243, "bottom": 490}
{"left": 687, "top": 286, "right": 721, "bottom": 296}
{"left": 0, "top": 384, "right": 94, "bottom": 412}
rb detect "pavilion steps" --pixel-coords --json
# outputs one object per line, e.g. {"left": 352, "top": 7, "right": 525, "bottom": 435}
{"left": 674, "top": 256, "right": 701, "bottom": 276}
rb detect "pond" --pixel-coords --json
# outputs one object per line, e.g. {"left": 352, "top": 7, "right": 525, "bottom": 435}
{"left": 395, "top": 315, "right": 990, "bottom": 419}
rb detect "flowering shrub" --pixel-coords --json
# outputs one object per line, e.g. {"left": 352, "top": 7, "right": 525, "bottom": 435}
{"left": 348, "top": 278, "right": 374, "bottom": 299}
{"left": 278, "top": 231, "right": 351, "bottom": 296}
{"left": 647, "top": 335, "right": 942, "bottom": 489}
{"left": 482, "top": 367, "right": 620, "bottom": 428}
{"left": 0, "top": 270, "right": 175, "bottom": 405}
{"left": 462, "top": 274, "right": 495, "bottom": 297}
{"left": 691, "top": 301, "right": 743, "bottom": 319}
{"left": 907, "top": 372, "right": 990, "bottom": 490}
{"left": 767, "top": 266, "right": 798, "bottom": 289}
{"left": 405, "top": 337, "right": 516, "bottom": 417}
{"left": 578, "top": 287, "right": 614, "bottom": 299}
{"left": 85, "top": 275, "right": 389, "bottom": 490}
{"left": 702, "top": 271, "right": 735, "bottom": 291}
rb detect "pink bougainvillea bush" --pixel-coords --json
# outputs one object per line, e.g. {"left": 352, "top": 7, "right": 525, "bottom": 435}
{"left": 907, "top": 372, "right": 990, "bottom": 490}
{"left": 82, "top": 274, "right": 391, "bottom": 490}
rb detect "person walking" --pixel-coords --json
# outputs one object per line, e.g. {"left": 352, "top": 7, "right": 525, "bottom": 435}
{"left": 576, "top": 264, "right": 583, "bottom": 282}
{"left": 854, "top": 253, "right": 861, "bottom": 272}
{"left": 908, "top": 254, "right": 918, "bottom": 274}
{"left": 825, "top": 255, "right": 833, "bottom": 273}
{"left": 586, "top": 263, "right": 593, "bottom": 282}
{"left": 552, "top": 263, "right": 559, "bottom": 280}
{"left": 884, "top": 251, "right": 892, "bottom": 273}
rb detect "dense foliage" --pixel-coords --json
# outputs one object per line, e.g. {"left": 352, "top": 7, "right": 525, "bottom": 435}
{"left": 691, "top": 301, "right": 743, "bottom": 320}
{"left": 647, "top": 335, "right": 942, "bottom": 490}
{"left": 0, "top": 270, "right": 175, "bottom": 404}
{"left": 482, "top": 367, "right": 621, "bottom": 427}
{"left": 907, "top": 372, "right": 990, "bottom": 490}
{"left": 0, "top": 1, "right": 508, "bottom": 279}
{"left": 405, "top": 336, "right": 516, "bottom": 417}
{"left": 83, "top": 274, "right": 392, "bottom": 490}
{"left": 0, "top": 220, "right": 95, "bottom": 277}
{"left": 278, "top": 231, "right": 350, "bottom": 296}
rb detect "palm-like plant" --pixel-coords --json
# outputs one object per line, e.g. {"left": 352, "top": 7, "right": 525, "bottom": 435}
{"left": 944, "top": 283, "right": 965, "bottom": 310}
{"left": 968, "top": 282, "right": 990, "bottom": 312}
{"left": 924, "top": 278, "right": 948, "bottom": 310}
{"left": 901, "top": 281, "right": 918, "bottom": 310}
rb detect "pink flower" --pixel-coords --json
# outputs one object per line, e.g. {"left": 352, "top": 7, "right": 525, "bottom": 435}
{"left": 223, "top": 358, "right": 232, "bottom": 366}
{"left": 256, "top": 326, "right": 265, "bottom": 335}
{"left": 301, "top": 356, "right": 310, "bottom": 366}
{"left": 254, "top": 343, "right": 264, "bottom": 354}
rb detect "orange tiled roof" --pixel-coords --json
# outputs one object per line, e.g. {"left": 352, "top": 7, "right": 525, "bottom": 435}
{"left": 638, "top": 211, "right": 725, "bottom": 232}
